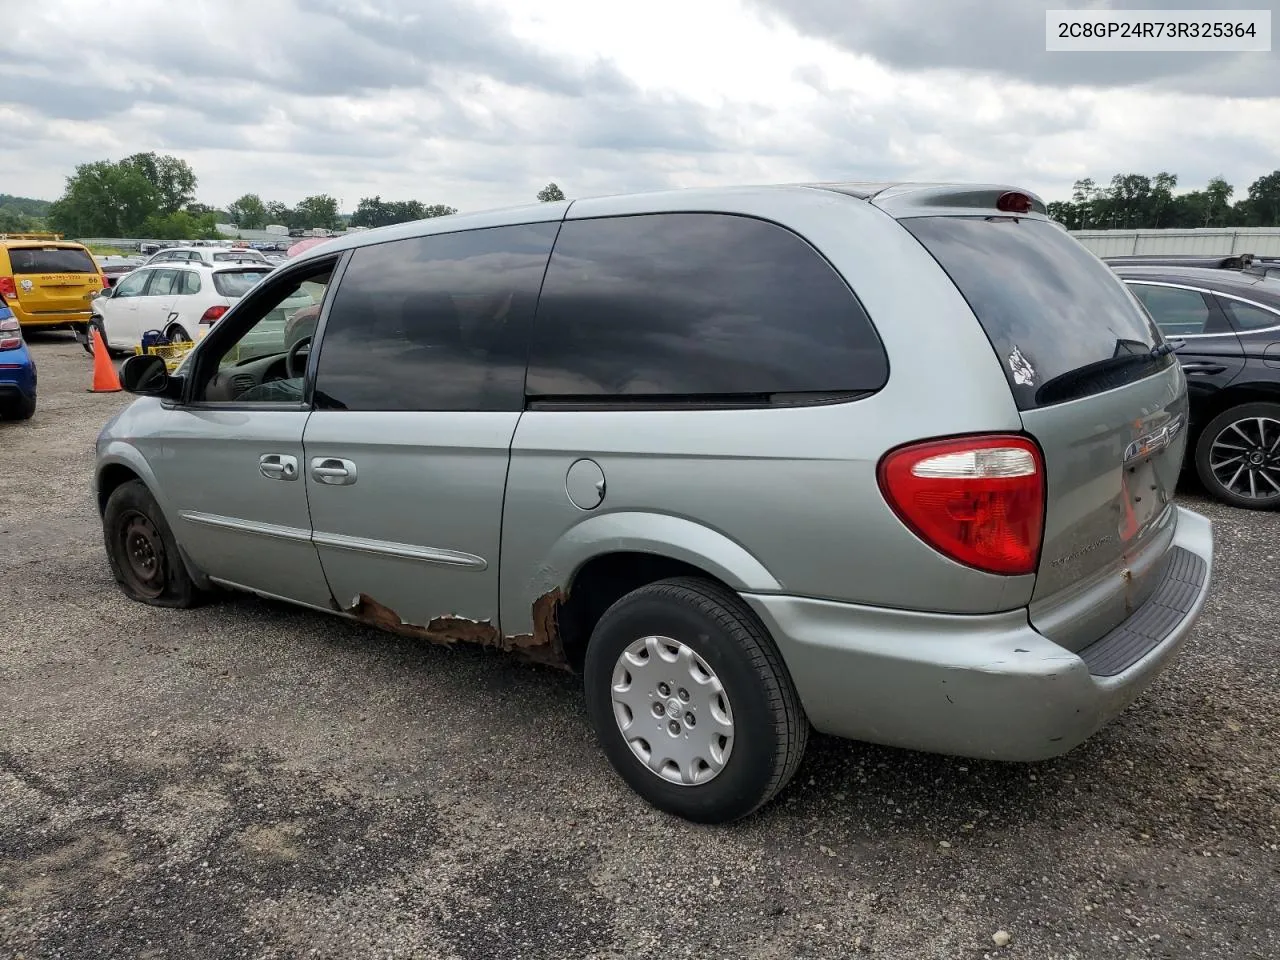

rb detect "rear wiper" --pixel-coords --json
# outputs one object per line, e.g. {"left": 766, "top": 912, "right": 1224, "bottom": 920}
{"left": 1035, "top": 345, "right": 1173, "bottom": 406}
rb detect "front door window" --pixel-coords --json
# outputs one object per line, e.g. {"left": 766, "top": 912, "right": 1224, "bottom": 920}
{"left": 192, "top": 263, "right": 333, "bottom": 404}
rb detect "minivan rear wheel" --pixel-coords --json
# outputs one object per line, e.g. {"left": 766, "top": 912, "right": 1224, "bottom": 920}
{"left": 1194, "top": 401, "right": 1280, "bottom": 510}
{"left": 103, "top": 480, "right": 201, "bottom": 608}
{"left": 583, "top": 577, "right": 807, "bottom": 823}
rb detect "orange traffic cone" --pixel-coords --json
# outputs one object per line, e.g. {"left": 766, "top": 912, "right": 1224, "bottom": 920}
{"left": 88, "top": 326, "right": 122, "bottom": 393}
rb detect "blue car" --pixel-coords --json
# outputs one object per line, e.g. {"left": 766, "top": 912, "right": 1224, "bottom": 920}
{"left": 0, "top": 305, "right": 36, "bottom": 420}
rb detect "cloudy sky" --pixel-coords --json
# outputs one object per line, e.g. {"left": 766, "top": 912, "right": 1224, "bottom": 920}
{"left": 1, "top": 0, "right": 1277, "bottom": 213}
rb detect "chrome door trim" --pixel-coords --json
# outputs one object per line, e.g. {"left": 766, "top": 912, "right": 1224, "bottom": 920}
{"left": 1123, "top": 279, "right": 1280, "bottom": 338}
{"left": 179, "top": 511, "right": 312, "bottom": 544}
{"left": 311, "top": 529, "right": 488, "bottom": 569}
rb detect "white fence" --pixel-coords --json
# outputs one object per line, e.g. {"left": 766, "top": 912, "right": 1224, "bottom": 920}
{"left": 1070, "top": 227, "right": 1280, "bottom": 258}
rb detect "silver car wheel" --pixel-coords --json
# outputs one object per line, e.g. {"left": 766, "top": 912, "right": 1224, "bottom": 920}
{"left": 610, "top": 634, "right": 734, "bottom": 786}
{"left": 1209, "top": 415, "right": 1280, "bottom": 501}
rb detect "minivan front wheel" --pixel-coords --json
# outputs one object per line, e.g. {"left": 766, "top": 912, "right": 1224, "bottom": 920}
{"left": 103, "top": 480, "right": 201, "bottom": 607}
{"left": 584, "top": 577, "right": 808, "bottom": 823}
{"left": 1194, "top": 401, "right": 1280, "bottom": 510}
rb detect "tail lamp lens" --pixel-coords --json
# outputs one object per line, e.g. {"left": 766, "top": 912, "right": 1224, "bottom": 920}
{"left": 0, "top": 316, "right": 22, "bottom": 350}
{"left": 200, "top": 305, "right": 228, "bottom": 326}
{"left": 878, "top": 435, "right": 1045, "bottom": 576}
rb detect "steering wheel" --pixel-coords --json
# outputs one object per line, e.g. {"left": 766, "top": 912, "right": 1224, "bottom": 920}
{"left": 286, "top": 335, "right": 312, "bottom": 379}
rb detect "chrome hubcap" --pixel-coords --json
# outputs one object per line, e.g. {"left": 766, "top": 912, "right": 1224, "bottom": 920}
{"left": 1209, "top": 416, "right": 1280, "bottom": 500}
{"left": 610, "top": 635, "right": 734, "bottom": 786}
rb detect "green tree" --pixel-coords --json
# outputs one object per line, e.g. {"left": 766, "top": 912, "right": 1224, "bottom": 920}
{"left": 351, "top": 195, "right": 390, "bottom": 228}
{"left": 422, "top": 203, "right": 456, "bottom": 218}
{"left": 47, "top": 159, "right": 158, "bottom": 236}
{"left": 1203, "top": 176, "right": 1235, "bottom": 226}
{"left": 142, "top": 210, "right": 220, "bottom": 241}
{"left": 1244, "top": 171, "right": 1280, "bottom": 226}
{"left": 294, "top": 194, "right": 341, "bottom": 230}
{"left": 0, "top": 207, "right": 35, "bottom": 232}
{"left": 228, "top": 193, "right": 268, "bottom": 229}
{"left": 120, "top": 152, "right": 197, "bottom": 215}
{"left": 45, "top": 152, "right": 202, "bottom": 237}
{"left": 537, "top": 182, "right": 566, "bottom": 202}
{"left": 264, "top": 201, "right": 293, "bottom": 228}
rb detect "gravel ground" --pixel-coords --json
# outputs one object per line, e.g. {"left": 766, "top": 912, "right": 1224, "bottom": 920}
{"left": 2, "top": 334, "right": 1278, "bottom": 960}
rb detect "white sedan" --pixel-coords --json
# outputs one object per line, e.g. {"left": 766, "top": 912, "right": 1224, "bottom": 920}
{"left": 90, "top": 263, "right": 312, "bottom": 354}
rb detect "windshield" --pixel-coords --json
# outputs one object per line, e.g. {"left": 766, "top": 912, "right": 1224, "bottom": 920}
{"left": 8, "top": 246, "right": 97, "bottom": 274}
{"left": 212, "top": 269, "right": 270, "bottom": 298}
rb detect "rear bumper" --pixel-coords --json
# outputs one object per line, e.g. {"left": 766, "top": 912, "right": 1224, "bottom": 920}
{"left": 8, "top": 305, "right": 93, "bottom": 327}
{"left": 742, "top": 505, "right": 1214, "bottom": 762}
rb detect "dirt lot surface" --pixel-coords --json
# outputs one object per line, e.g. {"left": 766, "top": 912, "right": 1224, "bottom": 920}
{"left": 2, "top": 335, "right": 1278, "bottom": 960}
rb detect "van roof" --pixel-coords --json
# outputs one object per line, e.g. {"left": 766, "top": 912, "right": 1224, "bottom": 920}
{"left": 289, "top": 180, "right": 1048, "bottom": 266}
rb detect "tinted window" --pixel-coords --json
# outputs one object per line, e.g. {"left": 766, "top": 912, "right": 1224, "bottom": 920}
{"left": 526, "top": 213, "right": 886, "bottom": 401}
{"left": 1220, "top": 297, "right": 1280, "bottom": 331}
{"left": 213, "top": 269, "right": 270, "bottom": 298}
{"left": 1128, "top": 284, "right": 1214, "bottom": 336}
{"left": 8, "top": 246, "right": 96, "bottom": 274}
{"left": 314, "top": 222, "right": 558, "bottom": 411}
{"left": 903, "top": 216, "right": 1171, "bottom": 410}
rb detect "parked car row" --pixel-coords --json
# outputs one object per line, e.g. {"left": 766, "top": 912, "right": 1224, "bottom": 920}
{"left": 96, "top": 181, "right": 1214, "bottom": 822}
{"left": 87, "top": 261, "right": 314, "bottom": 357}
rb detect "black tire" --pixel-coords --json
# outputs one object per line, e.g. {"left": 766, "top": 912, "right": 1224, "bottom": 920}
{"left": 102, "top": 480, "right": 201, "bottom": 608}
{"left": 583, "top": 576, "right": 808, "bottom": 824}
{"left": 84, "top": 316, "right": 107, "bottom": 356}
{"left": 167, "top": 324, "right": 192, "bottom": 344}
{"left": 7, "top": 393, "right": 36, "bottom": 420}
{"left": 1194, "top": 401, "right": 1280, "bottom": 510}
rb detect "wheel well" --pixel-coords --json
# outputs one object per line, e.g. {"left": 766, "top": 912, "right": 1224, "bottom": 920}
{"left": 1192, "top": 383, "right": 1280, "bottom": 443}
{"left": 96, "top": 463, "right": 142, "bottom": 515}
{"left": 557, "top": 552, "right": 737, "bottom": 671}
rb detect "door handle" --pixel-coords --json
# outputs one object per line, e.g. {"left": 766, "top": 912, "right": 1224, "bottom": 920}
{"left": 1180, "top": 361, "right": 1226, "bottom": 375}
{"left": 310, "top": 457, "right": 357, "bottom": 485}
{"left": 259, "top": 453, "right": 298, "bottom": 481}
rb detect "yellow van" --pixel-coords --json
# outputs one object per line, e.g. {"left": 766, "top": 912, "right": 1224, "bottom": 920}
{"left": 0, "top": 234, "right": 105, "bottom": 330}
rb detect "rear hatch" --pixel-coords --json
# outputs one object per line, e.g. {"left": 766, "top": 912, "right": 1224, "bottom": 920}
{"left": 900, "top": 207, "right": 1186, "bottom": 651}
{"left": 3, "top": 244, "right": 101, "bottom": 319}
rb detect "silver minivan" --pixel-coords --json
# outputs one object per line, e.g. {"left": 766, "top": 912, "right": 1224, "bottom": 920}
{"left": 95, "top": 183, "right": 1214, "bottom": 823}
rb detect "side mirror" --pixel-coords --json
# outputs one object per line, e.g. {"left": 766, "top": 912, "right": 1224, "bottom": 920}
{"left": 95, "top": 286, "right": 112, "bottom": 299}
{"left": 119, "top": 353, "right": 173, "bottom": 396}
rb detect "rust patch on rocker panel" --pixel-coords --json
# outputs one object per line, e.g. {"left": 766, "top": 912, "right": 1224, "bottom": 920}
{"left": 342, "top": 588, "right": 568, "bottom": 670}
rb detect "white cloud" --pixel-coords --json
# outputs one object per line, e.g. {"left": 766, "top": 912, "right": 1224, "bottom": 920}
{"left": 0, "top": 0, "right": 1276, "bottom": 213}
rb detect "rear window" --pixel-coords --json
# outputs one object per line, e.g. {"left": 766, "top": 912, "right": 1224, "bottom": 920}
{"left": 213, "top": 269, "right": 269, "bottom": 298}
{"left": 902, "top": 216, "right": 1172, "bottom": 410}
{"left": 213, "top": 251, "right": 264, "bottom": 262}
{"left": 8, "top": 246, "right": 97, "bottom": 274}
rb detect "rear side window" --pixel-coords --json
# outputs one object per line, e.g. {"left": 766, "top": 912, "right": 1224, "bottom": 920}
{"left": 902, "top": 216, "right": 1172, "bottom": 410}
{"left": 526, "top": 213, "right": 887, "bottom": 402}
{"left": 313, "top": 222, "right": 559, "bottom": 411}
{"left": 8, "top": 246, "right": 96, "bottom": 274}
{"left": 213, "top": 270, "right": 269, "bottom": 298}
{"left": 1127, "top": 284, "right": 1217, "bottom": 336}
{"left": 1220, "top": 297, "right": 1280, "bottom": 331}
{"left": 179, "top": 271, "right": 201, "bottom": 295}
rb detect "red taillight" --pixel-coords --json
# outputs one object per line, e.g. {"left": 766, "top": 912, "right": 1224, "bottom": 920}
{"left": 996, "top": 191, "right": 1034, "bottom": 214}
{"left": 0, "top": 276, "right": 16, "bottom": 300}
{"left": 200, "top": 305, "right": 228, "bottom": 326}
{"left": 877, "top": 434, "right": 1045, "bottom": 576}
{"left": 0, "top": 317, "right": 22, "bottom": 350}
